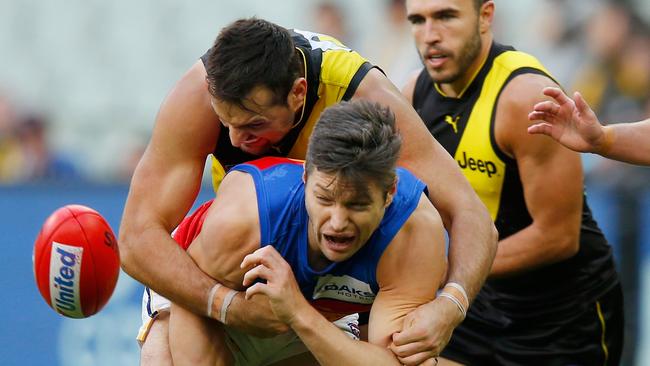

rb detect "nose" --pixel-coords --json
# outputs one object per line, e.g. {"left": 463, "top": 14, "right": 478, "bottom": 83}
{"left": 423, "top": 18, "right": 441, "bottom": 45}
{"left": 329, "top": 205, "right": 350, "bottom": 232}
{"left": 229, "top": 128, "right": 251, "bottom": 147}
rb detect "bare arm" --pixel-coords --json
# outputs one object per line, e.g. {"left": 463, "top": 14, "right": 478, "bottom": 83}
{"left": 185, "top": 171, "right": 288, "bottom": 336}
{"left": 242, "top": 194, "right": 446, "bottom": 366}
{"left": 119, "top": 60, "right": 223, "bottom": 317}
{"left": 372, "top": 70, "right": 497, "bottom": 359}
{"left": 120, "top": 61, "right": 285, "bottom": 334}
{"left": 358, "top": 68, "right": 497, "bottom": 303}
{"left": 528, "top": 87, "right": 650, "bottom": 165}
{"left": 493, "top": 77, "right": 583, "bottom": 276}
{"left": 169, "top": 171, "right": 285, "bottom": 366}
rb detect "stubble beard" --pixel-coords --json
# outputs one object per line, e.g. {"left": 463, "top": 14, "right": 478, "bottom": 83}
{"left": 426, "top": 27, "right": 483, "bottom": 85}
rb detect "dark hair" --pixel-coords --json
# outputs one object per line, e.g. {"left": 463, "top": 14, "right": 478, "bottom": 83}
{"left": 474, "top": 0, "right": 489, "bottom": 10}
{"left": 305, "top": 101, "right": 402, "bottom": 197}
{"left": 205, "top": 18, "right": 303, "bottom": 107}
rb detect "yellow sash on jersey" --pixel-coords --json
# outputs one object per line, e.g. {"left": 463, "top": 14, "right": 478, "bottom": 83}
{"left": 454, "top": 51, "right": 552, "bottom": 220}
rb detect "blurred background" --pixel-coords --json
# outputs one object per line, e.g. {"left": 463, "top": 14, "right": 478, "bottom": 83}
{"left": 1, "top": 0, "right": 648, "bottom": 364}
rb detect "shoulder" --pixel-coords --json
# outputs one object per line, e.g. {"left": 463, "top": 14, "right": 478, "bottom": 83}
{"left": 378, "top": 194, "right": 445, "bottom": 280}
{"left": 496, "top": 71, "right": 562, "bottom": 157}
{"left": 210, "top": 170, "right": 259, "bottom": 231}
{"left": 400, "top": 69, "right": 423, "bottom": 104}
{"left": 501, "top": 72, "right": 558, "bottom": 108}
{"left": 190, "top": 170, "right": 260, "bottom": 287}
{"left": 373, "top": 193, "right": 446, "bottom": 304}
{"left": 398, "top": 193, "right": 444, "bottom": 241}
{"left": 198, "top": 170, "right": 260, "bottom": 263}
{"left": 493, "top": 48, "right": 558, "bottom": 113}
{"left": 154, "top": 60, "right": 219, "bottom": 159}
{"left": 497, "top": 68, "right": 559, "bottom": 129}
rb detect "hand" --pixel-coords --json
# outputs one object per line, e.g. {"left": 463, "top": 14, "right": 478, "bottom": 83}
{"left": 527, "top": 87, "right": 606, "bottom": 153}
{"left": 389, "top": 297, "right": 463, "bottom": 365}
{"left": 241, "top": 246, "right": 308, "bottom": 325}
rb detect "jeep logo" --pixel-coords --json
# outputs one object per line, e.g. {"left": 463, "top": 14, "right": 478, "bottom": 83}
{"left": 457, "top": 151, "right": 498, "bottom": 177}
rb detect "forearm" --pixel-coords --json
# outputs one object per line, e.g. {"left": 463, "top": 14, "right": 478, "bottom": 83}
{"left": 445, "top": 201, "right": 497, "bottom": 302}
{"left": 291, "top": 305, "right": 400, "bottom": 366}
{"left": 489, "top": 224, "right": 578, "bottom": 278}
{"left": 598, "top": 121, "right": 650, "bottom": 165}
{"left": 404, "top": 156, "right": 497, "bottom": 302}
{"left": 120, "top": 228, "right": 216, "bottom": 316}
{"left": 224, "top": 293, "right": 290, "bottom": 337}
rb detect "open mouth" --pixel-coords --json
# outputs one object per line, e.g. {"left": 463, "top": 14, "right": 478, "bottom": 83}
{"left": 427, "top": 54, "right": 449, "bottom": 68}
{"left": 323, "top": 234, "right": 355, "bottom": 251}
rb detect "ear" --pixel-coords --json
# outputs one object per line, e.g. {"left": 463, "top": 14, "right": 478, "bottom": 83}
{"left": 288, "top": 77, "right": 307, "bottom": 112}
{"left": 384, "top": 179, "right": 398, "bottom": 208}
{"left": 302, "top": 167, "right": 307, "bottom": 184}
{"left": 479, "top": 1, "right": 495, "bottom": 34}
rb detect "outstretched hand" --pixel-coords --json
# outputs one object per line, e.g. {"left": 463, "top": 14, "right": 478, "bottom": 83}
{"left": 528, "top": 87, "right": 606, "bottom": 153}
{"left": 389, "top": 297, "right": 463, "bottom": 365}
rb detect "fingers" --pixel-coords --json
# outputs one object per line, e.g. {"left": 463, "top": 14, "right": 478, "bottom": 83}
{"left": 240, "top": 246, "right": 280, "bottom": 271}
{"left": 573, "top": 91, "right": 595, "bottom": 118}
{"left": 396, "top": 351, "right": 437, "bottom": 366}
{"left": 244, "top": 282, "right": 266, "bottom": 300}
{"left": 391, "top": 327, "right": 427, "bottom": 346}
{"left": 528, "top": 111, "right": 551, "bottom": 122}
{"left": 242, "top": 262, "right": 273, "bottom": 287}
{"left": 390, "top": 338, "right": 428, "bottom": 358}
{"left": 420, "top": 358, "right": 439, "bottom": 366}
{"left": 527, "top": 122, "right": 553, "bottom": 135}
{"left": 542, "top": 86, "right": 571, "bottom": 105}
{"left": 531, "top": 100, "right": 560, "bottom": 115}
{"left": 390, "top": 334, "right": 439, "bottom": 365}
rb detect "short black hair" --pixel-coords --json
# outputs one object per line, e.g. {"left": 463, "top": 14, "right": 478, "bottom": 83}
{"left": 474, "top": 0, "right": 489, "bottom": 10}
{"left": 205, "top": 18, "right": 303, "bottom": 107}
{"left": 305, "top": 101, "right": 402, "bottom": 197}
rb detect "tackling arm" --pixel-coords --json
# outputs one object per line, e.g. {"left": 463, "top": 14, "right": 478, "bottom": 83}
{"left": 118, "top": 60, "right": 223, "bottom": 317}
{"left": 355, "top": 71, "right": 496, "bottom": 360}
{"left": 366, "top": 68, "right": 497, "bottom": 303}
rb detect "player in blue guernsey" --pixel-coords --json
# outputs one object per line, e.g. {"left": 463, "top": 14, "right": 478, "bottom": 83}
{"left": 166, "top": 101, "right": 447, "bottom": 366}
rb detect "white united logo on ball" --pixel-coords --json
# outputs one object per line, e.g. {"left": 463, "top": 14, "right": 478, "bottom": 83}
{"left": 49, "top": 242, "right": 84, "bottom": 318}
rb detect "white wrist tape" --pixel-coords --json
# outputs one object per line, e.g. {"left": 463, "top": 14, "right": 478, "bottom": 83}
{"left": 220, "top": 290, "right": 238, "bottom": 324}
{"left": 206, "top": 283, "right": 222, "bottom": 318}
{"left": 444, "top": 282, "right": 469, "bottom": 307}
{"left": 439, "top": 292, "right": 467, "bottom": 318}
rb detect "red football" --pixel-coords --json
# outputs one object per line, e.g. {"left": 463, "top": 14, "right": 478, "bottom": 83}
{"left": 32, "top": 205, "right": 120, "bottom": 318}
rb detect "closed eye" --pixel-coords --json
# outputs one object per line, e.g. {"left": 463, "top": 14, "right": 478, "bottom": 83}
{"left": 348, "top": 202, "right": 371, "bottom": 211}
{"left": 316, "top": 196, "right": 334, "bottom": 205}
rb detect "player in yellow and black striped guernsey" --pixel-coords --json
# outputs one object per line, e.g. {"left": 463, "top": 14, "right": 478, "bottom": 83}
{"left": 122, "top": 17, "right": 498, "bottom": 366}
{"left": 400, "top": 0, "right": 623, "bottom": 365}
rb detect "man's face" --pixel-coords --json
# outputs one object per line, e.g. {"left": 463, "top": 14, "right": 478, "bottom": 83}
{"left": 406, "top": 0, "right": 483, "bottom": 84}
{"left": 304, "top": 169, "right": 393, "bottom": 268}
{"left": 211, "top": 86, "right": 298, "bottom": 156}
